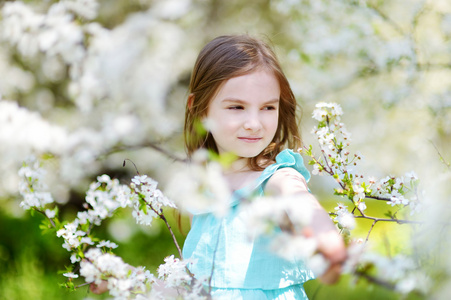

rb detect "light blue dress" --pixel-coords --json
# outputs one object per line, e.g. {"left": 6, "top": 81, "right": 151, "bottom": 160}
{"left": 182, "top": 149, "right": 315, "bottom": 299}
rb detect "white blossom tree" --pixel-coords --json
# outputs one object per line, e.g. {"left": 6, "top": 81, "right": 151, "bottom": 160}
{"left": 1, "top": 0, "right": 451, "bottom": 299}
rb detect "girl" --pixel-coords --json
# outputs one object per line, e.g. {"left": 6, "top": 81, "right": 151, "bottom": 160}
{"left": 182, "top": 35, "right": 347, "bottom": 299}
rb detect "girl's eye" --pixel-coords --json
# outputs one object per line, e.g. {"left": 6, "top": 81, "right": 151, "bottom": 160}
{"left": 263, "top": 106, "right": 276, "bottom": 110}
{"left": 228, "top": 106, "right": 244, "bottom": 110}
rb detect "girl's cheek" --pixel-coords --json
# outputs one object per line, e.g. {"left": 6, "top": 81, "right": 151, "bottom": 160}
{"left": 223, "top": 115, "right": 243, "bottom": 125}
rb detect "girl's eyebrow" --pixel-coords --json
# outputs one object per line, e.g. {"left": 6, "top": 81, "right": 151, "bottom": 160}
{"left": 221, "top": 98, "right": 280, "bottom": 104}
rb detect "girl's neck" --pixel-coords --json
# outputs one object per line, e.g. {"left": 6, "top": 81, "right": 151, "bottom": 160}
{"left": 223, "top": 157, "right": 251, "bottom": 174}
{"left": 223, "top": 155, "right": 274, "bottom": 175}
{"left": 222, "top": 158, "right": 263, "bottom": 192}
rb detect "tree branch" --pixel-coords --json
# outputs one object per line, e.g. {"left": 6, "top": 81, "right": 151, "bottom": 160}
{"left": 429, "top": 140, "right": 451, "bottom": 169}
{"left": 365, "top": 220, "right": 377, "bottom": 243}
{"left": 354, "top": 270, "right": 396, "bottom": 290}
{"left": 99, "top": 141, "right": 188, "bottom": 164}
{"left": 149, "top": 206, "right": 183, "bottom": 259}
{"left": 354, "top": 215, "right": 421, "bottom": 224}
{"left": 365, "top": 195, "right": 391, "bottom": 201}
{"left": 366, "top": 3, "right": 405, "bottom": 36}
{"left": 34, "top": 208, "right": 57, "bottom": 228}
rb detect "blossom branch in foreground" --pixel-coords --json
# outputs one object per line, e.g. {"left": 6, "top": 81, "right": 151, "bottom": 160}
{"left": 128, "top": 174, "right": 182, "bottom": 258}
{"left": 301, "top": 102, "right": 428, "bottom": 295}
{"left": 18, "top": 158, "right": 205, "bottom": 299}
{"left": 303, "top": 102, "right": 422, "bottom": 235}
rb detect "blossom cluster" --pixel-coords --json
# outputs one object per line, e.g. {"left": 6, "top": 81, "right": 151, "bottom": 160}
{"left": 130, "top": 175, "right": 177, "bottom": 226}
{"left": 1, "top": 0, "right": 95, "bottom": 65}
{"left": 166, "top": 150, "right": 231, "bottom": 218}
{"left": 302, "top": 102, "right": 428, "bottom": 294}
{"left": 334, "top": 203, "right": 356, "bottom": 231}
{"left": 18, "top": 159, "right": 200, "bottom": 299}
{"left": 305, "top": 102, "right": 421, "bottom": 226}
{"left": 18, "top": 157, "right": 55, "bottom": 211}
{"left": 55, "top": 174, "right": 130, "bottom": 263}
{"left": 240, "top": 192, "right": 346, "bottom": 277}
{"left": 157, "top": 255, "right": 192, "bottom": 288}
{"left": 343, "top": 243, "right": 430, "bottom": 295}
{"left": 151, "top": 255, "right": 207, "bottom": 300}
{"left": 80, "top": 248, "right": 155, "bottom": 299}
{"left": 0, "top": 0, "right": 192, "bottom": 205}
{"left": 241, "top": 194, "right": 313, "bottom": 236}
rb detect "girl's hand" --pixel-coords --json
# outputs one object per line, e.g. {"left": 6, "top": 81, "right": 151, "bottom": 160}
{"left": 266, "top": 169, "right": 348, "bottom": 284}
{"left": 316, "top": 231, "right": 347, "bottom": 265}
{"left": 304, "top": 228, "right": 347, "bottom": 285}
{"left": 318, "top": 262, "right": 342, "bottom": 284}
{"left": 90, "top": 280, "right": 108, "bottom": 294}
{"left": 316, "top": 231, "right": 347, "bottom": 285}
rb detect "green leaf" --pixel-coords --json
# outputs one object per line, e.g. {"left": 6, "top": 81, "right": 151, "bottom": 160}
{"left": 78, "top": 249, "right": 84, "bottom": 258}
{"left": 139, "top": 198, "right": 148, "bottom": 214}
{"left": 193, "top": 118, "right": 207, "bottom": 137}
{"left": 41, "top": 152, "right": 55, "bottom": 160}
{"left": 300, "top": 52, "right": 311, "bottom": 63}
{"left": 303, "top": 145, "right": 313, "bottom": 156}
{"left": 39, "top": 219, "right": 54, "bottom": 234}
{"left": 54, "top": 217, "right": 62, "bottom": 227}
{"left": 216, "top": 152, "right": 238, "bottom": 168}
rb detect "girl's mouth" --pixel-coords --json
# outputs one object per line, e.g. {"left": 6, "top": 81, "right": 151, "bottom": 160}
{"left": 238, "top": 137, "right": 262, "bottom": 143}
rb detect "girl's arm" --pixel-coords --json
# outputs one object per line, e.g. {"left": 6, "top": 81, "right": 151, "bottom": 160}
{"left": 265, "top": 168, "right": 347, "bottom": 284}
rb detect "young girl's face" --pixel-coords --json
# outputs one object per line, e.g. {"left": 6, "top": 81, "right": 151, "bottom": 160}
{"left": 205, "top": 69, "right": 280, "bottom": 159}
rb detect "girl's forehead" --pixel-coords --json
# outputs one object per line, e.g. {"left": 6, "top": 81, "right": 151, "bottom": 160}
{"left": 214, "top": 70, "right": 280, "bottom": 101}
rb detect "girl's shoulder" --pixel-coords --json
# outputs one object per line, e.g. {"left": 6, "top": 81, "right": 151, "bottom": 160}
{"left": 227, "top": 149, "right": 310, "bottom": 197}
{"left": 265, "top": 167, "right": 308, "bottom": 196}
{"left": 261, "top": 149, "right": 311, "bottom": 196}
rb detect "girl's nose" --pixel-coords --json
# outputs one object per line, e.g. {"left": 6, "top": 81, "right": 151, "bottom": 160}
{"left": 243, "top": 113, "right": 262, "bottom": 131}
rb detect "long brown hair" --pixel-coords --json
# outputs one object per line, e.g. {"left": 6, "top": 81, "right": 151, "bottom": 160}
{"left": 184, "top": 35, "right": 302, "bottom": 170}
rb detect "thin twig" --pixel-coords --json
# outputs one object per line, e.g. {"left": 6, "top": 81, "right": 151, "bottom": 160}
{"left": 306, "top": 150, "right": 334, "bottom": 178}
{"left": 354, "top": 270, "right": 396, "bottom": 290}
{"left": 102, "top": 141, "right": 188, "bottom": 163}
{"left": 365, "top": 220, "right": 377, "bottom": 243}
{"left": 366, "top": 3, "right": 405, "bottom": 36}
{"left": 34, "top": 208, "right": 57, "bottom": 228}
{"left": 74, "top": 282, "right": 90, "bottom": 289}
{"left": 123, "top": 159, "right": 140, "bottom": 175}
{"left": 410, "top": 1, "right": 428, "bottom": 72}
{"left": 354, "top": 215, "right": 421, "bottom": 224}
{"left": 320, "top": 117, "right": 336, "bottom": 174}
{"left": 146, "top": 143, "right": 188, "bottom": 163}
{"left": 429, "top": 140, "right": 451, "bottom": 169}
{"left": 365, "top": 195, "right": 392, "bottom": 201}
{"left": 417, "top": 63, "right": 451, "bottom": 70}
{"left": 150, "top": 206, "right": 183, "bottom": 259}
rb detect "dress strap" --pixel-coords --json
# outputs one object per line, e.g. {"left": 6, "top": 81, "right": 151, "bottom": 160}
{"left": 255, "top": 149, "right": 311, "bottom": 191}
{"left": 231, "top": 149, "right": 310, "bottom": 204}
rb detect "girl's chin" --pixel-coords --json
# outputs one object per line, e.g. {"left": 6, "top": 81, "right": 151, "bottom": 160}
{"left": 218, "top": 145, "right": 269, "bottom": 159}
{"left": 235, "top": 150, "right": 266, "bottom": 158}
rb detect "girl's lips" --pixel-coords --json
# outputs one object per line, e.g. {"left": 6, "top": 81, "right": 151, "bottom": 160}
{"left": 238, "top": 137, "right": 262, "bottom": 143}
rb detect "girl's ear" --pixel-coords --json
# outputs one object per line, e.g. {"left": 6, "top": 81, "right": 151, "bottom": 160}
{"left": 187, "top": 93, "right": 195, "bottom": 110}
